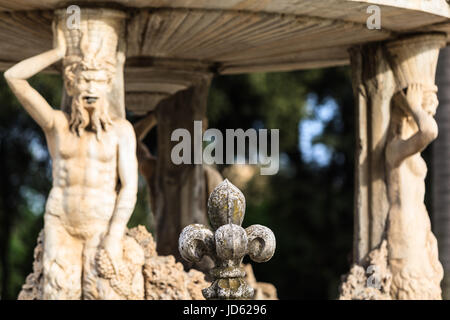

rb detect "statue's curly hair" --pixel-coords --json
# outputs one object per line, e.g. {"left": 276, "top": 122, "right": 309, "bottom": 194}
{"left": 63, "top": 57, "right": 116, "bottom": 94}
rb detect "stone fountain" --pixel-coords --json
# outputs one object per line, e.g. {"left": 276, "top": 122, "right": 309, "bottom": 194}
{"left": 0, "top": 1, "right": 449, "bottom": 299}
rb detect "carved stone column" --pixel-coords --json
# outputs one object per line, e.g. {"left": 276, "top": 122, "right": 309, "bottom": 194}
{"left": 125, "top": 62, "right": 214, "bottom": 265}
{"left": 60, "top": 9, "right": 127, "bottom": 119}
{"left": 343, "top": 33, "right": 447, "bottom": 300}
{"left": 349, "top": 43, "right": 395, "bottom": 264}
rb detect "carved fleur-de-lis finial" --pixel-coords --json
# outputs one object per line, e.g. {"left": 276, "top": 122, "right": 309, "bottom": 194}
{"left": 178, "top": 179, "right": 276, "bottom": 300}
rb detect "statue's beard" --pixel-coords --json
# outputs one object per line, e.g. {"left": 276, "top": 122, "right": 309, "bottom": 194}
{"left": 69, "top": 95, "right": 113, "bottom": 139}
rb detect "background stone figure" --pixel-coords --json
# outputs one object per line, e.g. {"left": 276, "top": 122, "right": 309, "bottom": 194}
{"left": 133, "top": 112, "right": 222, "bottom": 273}
{"left": 339, "top": 33, "right": 446, "bottom": 300}
{"left": 4, "top": 9, "right": 141, "bottom": 299}
{"left": 385, "top": 34, "right": 446, "bottom": 299}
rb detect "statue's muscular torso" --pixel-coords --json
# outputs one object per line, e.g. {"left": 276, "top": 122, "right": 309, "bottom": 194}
{"left": 44, "top": 111, "right": 121, "bottom": 238}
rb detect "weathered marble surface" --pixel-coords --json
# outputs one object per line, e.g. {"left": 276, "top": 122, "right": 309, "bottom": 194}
{"left": 339, "top": 240, "right": 392, "bottom": 300}
{"left": 179, "top": 179, "right": 276, "bottom": 300}
{"left": 5, "top": 8, "right": 138, "bottom": 299}
{"left": 1, "top": 1, "right": 449, "bottom": 115}
{"left": 19, "top": 226, "right": 278, "bottom": 300}
{"left": 384, "top": 34, "right": 445, "bottom": 300}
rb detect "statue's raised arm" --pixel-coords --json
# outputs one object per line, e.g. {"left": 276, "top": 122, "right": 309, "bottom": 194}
{"left": 384, "top": 34, "right": 445, "bottom": 300}
{"left": 4, "top": 21, "right": 66, "bottom": 131}
{"left": 386, "top": 83, "right": 438, "bottom": 167}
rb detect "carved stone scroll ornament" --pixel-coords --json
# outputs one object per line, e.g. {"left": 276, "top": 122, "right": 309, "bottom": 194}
{"left": 179, "top": 179, "right": 276, "bottom": 300}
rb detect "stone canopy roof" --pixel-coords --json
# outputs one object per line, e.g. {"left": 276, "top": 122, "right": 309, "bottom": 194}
{"left": 0, "top": 1, "right": 448, "bottom": 114}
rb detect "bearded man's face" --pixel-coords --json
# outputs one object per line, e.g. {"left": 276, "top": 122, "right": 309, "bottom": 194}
{"left": 72, "top": 70, "right": 111, "bottom": 111}
{"left": 66, "top": 69, "right": 113, "bottom": 137}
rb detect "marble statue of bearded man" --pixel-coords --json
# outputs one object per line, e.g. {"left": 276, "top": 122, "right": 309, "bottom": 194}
{"left": 4, "top": 16, "right": 140, "bottom": 299}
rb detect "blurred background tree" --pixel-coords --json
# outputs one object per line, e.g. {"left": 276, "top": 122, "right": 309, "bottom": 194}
{"left": 0, "top": 66, "right": 374, "bottom": 299}
{"left": 207, "top": 68, "right": 355, "bottom": 299}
